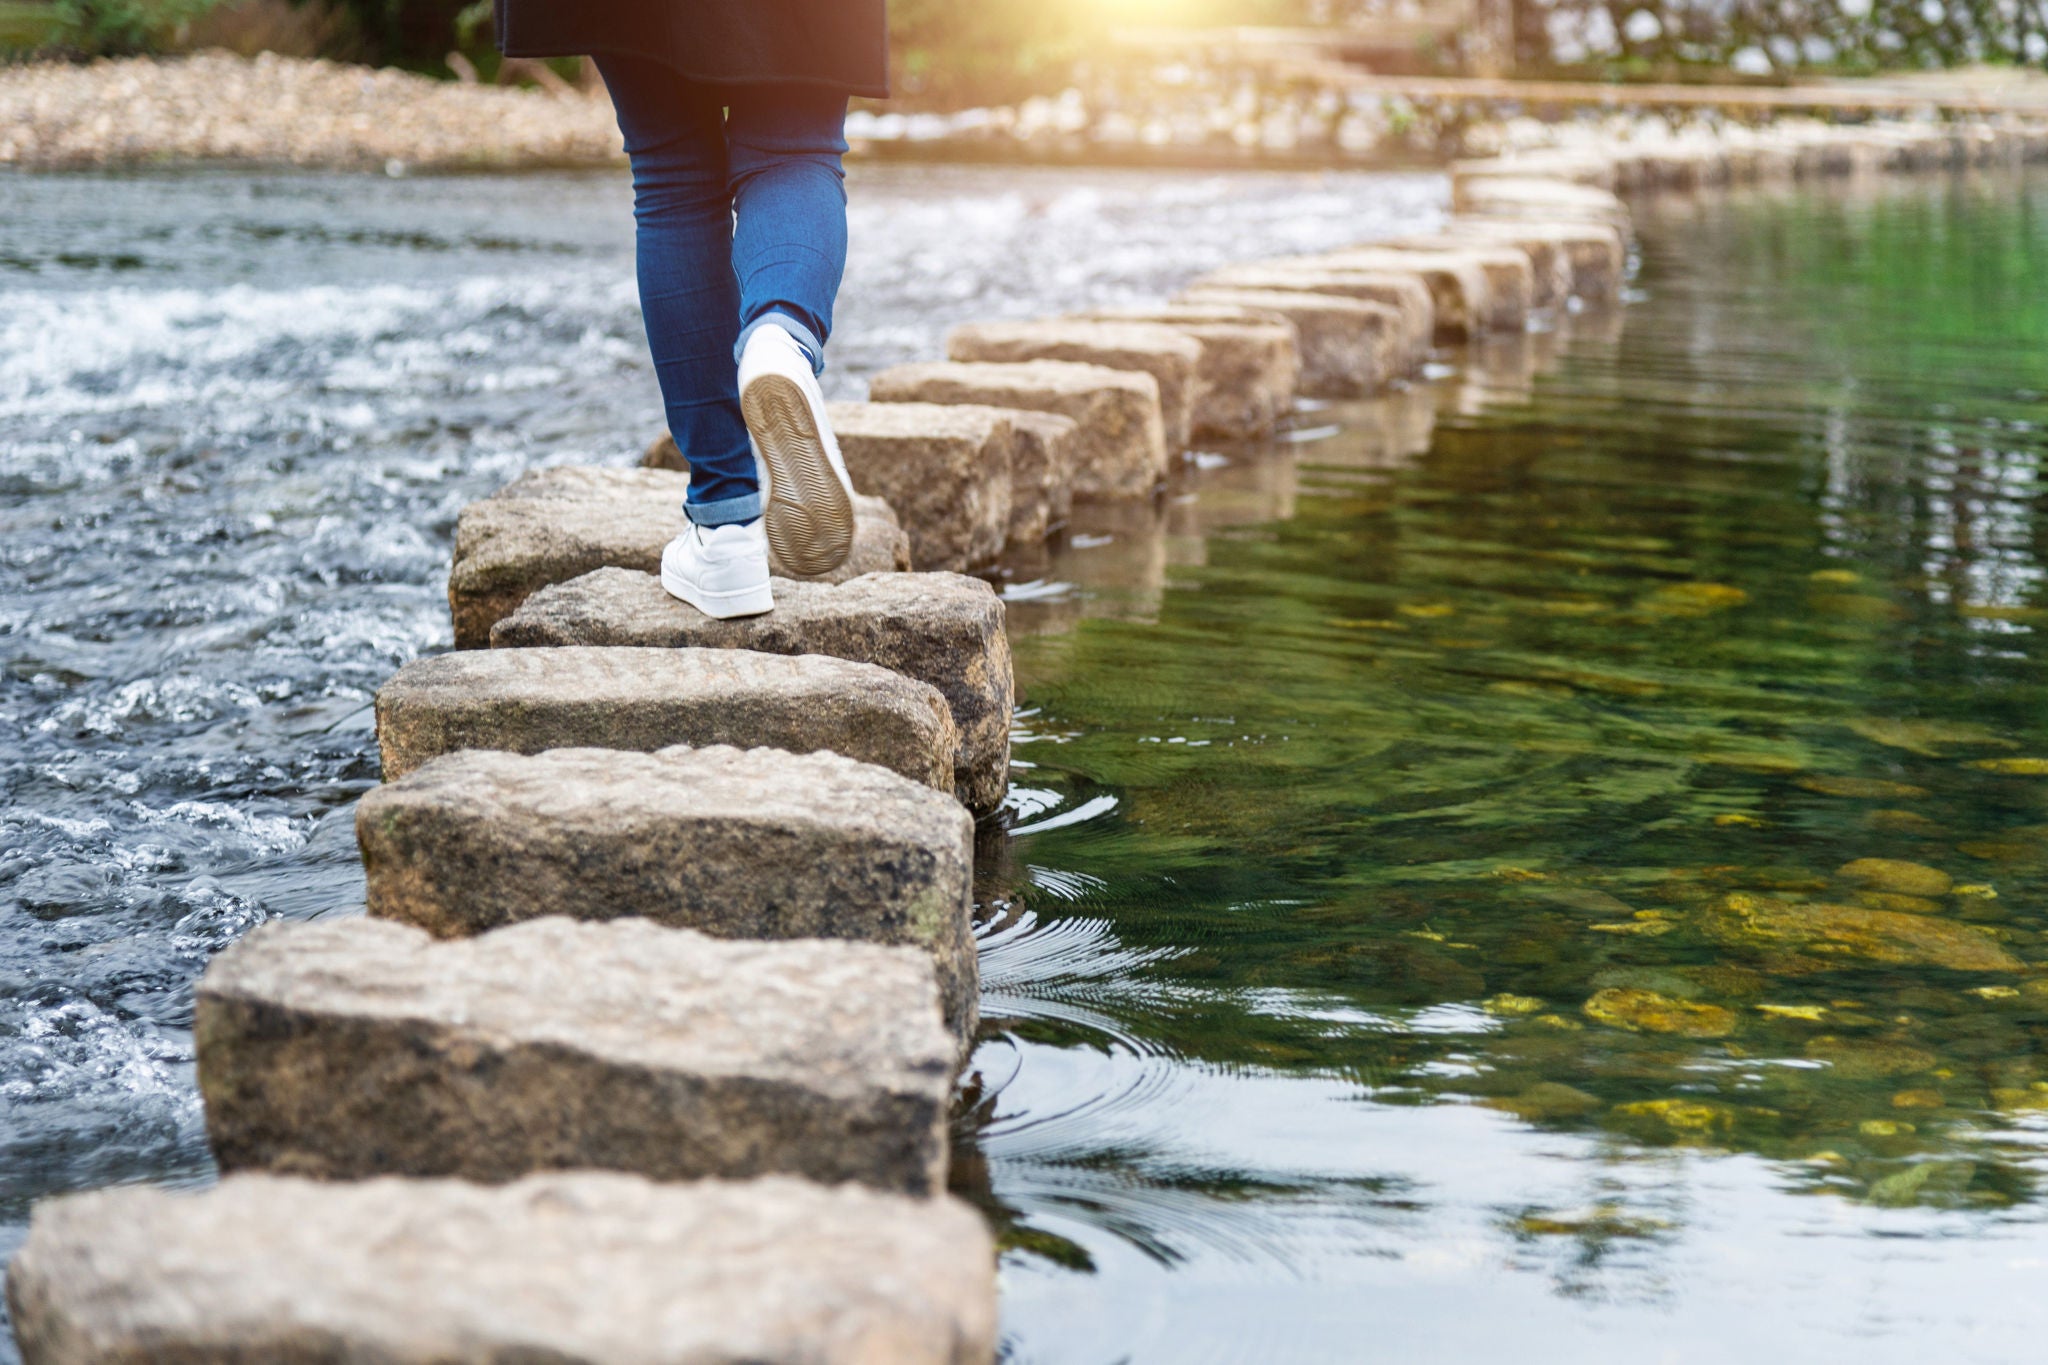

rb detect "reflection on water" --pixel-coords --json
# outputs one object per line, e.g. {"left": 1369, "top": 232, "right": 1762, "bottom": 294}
{"left": 978, "top": 170, "right": 2048, "bottom": 1363}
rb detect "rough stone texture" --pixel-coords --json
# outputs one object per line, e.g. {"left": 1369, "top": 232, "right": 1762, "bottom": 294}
{"left": 1450, "top": 174, "right": 1632, "bottom": 231}
{"left": 824, "top": 402, "right": 1013, "bottom": 572}
{"left": 1068, "top": 305, "right": 1299, "bottom": 440}
{"left": 7, "top": 1172, "right": 998, "bottom": 1365}
{"left": 1174, "top": 287, "right": 1404, "bottom": 398}
{"left": 449, "top": 465, "right": 909, "bottom": 649}
{"left": 494, "top": 568, "right": 1012, "bottom": 814}
{"left": 868, "top": 359, "right": 1166, "bottom": 501}
{"left": 1444, "top": 216, "right": 1627, "bottom": 301}
{"left": 944, "top": 320, "right": 1201, "bottom": 452}
{"left": 1451, "top": 149, "right": 1618, "bottom": 190}
{"left": 1398, "top": 229, "right": 1572, "bottom": 310}
{"left": 1001, "top": 407, "right": 1080, "bottom": 546}
{"left": 1310, "top": 246, "right": 1521, "bottom": 338}
{"left": 375, "top": 646, "right": 958, "bottom": 795}
{"left": 198, "top": 917, "right": 959, "bottom": 1192}
{"left": 1368, "top": 242, "right": 1535, "bottom": 330}
{"left": 358, "top": 745, "right": 979, "bottom": 1038}
{"left": 1192, "top": 263, "right": 1434, "bottom": 371}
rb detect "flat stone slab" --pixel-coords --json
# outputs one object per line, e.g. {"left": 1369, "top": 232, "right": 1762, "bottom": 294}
{"left": 1449, "top": 175, "right": 1632, "bottom": 230}
{"left": 1190, "top": 264, "right": 1434, "bottom": 369}
{"left": 376, "top": 646, "right": 958, "bottom": 796}
{"left": 1173, "top": 287, "right": 1404, "bottom": 398}
{"left": 944, "top": 319, "right": 1201, "bottom": 452}
{"left": 449, "top": 466, "right": 911, "bottom": 649}
{"left": 1307, "top": 246, "right": 1521, "bottom": 338}
{"left": 8, "top": 1172, "right": 997, "bottom": 1365}
{"left": 868, "top": 359, "right": 1166, "bottom": 501}
{"left": 358, "top": 745, "right": 979, "bottom": 1038}
{"left": 1392, "top": 230, "right": 1571, "bottom": 311}
{"left": 494, "top": 568, "right": 1012, "bottom": 814}
{"left": 198, "top": 917, "right": 958, "bottom": 1192}
{"left": 1440, "top": 216, "right": 1626, "bottom": 301}
{"left": 1068, "top": 304, "right": 1299, "bottom": 440}
{"left": 826, "top": 401, "right": 1013, "bottom": 572}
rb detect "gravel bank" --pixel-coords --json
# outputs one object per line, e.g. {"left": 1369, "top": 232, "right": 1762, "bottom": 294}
{"left": 0, "top": 51, "right": 623, "bottom": 171}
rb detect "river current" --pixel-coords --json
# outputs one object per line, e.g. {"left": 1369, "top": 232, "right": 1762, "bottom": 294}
{"left": 5, "top": 160, "right": 2048, "bottom": 1362}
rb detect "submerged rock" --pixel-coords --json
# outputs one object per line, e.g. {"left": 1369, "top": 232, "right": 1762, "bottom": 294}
{"left": 1797, "top": 775, "right": 1931, "bottom": 799}
{"left": 1638, "top": 581, "right": 1749, "bottom": 616}
{"left": 1707, "top": 894, "right": 2023, "bottom": 973}
{"left": 1847, "top": 717, "right": 2013, "bottom": 757}
{"left": 1492, "top": 1081, "right": 1603, "bottom": 1121}
{"left": 1583, "top": 988, "right": 1738, "bottom": 1039}
{"left": 1805, "top": 1036, "right": 1939, "bottom": 1079}
{"left": 1836, "top": 858, "right": 1953, "bottom": 898}
{"left": 6, "top": 1173, "right": 998, "bottom": 1365}
{"left": 198, "top": 918, "right": 959, "bottom": 1192}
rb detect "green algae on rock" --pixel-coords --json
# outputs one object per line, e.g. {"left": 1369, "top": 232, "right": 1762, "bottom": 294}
{"left": 1706, "top": 895, "right": 2024, "bottom": 972}
{"left": 1836, "top": 858, "right": 1954, "bottom": 899}
{"left": 1847, "top": 717, "right": 2015, "bottom": 757}
{"left": 1805, "top": 1036, "right": 1940, "bottom": 1079}
{"left": 1583, "top": 988, "right": 1739, "bottom": 1038}
{"left": 1797, "top": 775, "right": 1932, "bottom": 799}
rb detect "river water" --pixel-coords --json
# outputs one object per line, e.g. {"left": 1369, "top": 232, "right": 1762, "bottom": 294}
{"left": 5, "top": 160, "right": 2048, "bottom": 1361}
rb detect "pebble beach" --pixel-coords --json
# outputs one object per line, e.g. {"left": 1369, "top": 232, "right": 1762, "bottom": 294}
{"left": 0, "top": 51, "right": 624, "bottom": 171}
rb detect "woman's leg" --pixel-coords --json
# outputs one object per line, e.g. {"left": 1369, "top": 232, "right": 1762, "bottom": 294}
{"left": 723, "top": 87, "right": 851, "bottom": 373}
{"left": 595, "top": 53, "right": 760, "bottom": 527}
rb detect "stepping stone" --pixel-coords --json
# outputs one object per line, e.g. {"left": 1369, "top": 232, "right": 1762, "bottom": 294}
{"left": 825, "top": 401, "right": 1012, "bottom": 572}
{"left": 375, "top": 646, "right": 958, "bottom": 795}
{"left": 1068, "top": 304, "right": 1299, "bottom": 439}
{"left": 1191, "top": 262, "right": 1434, "bottom": 369}
{"left": 1357, "top": 241, "right": 1538, "bottom": 327}
{"left": 1444, "top": 216, "right": 1627, "bottom": 301}
{"left": 1173, "top": 287, "right": 1405, "bottom": 398}
{"left": 1000, "top": 407, "right": 1080, "bottom": 548}
{"left": 8, "top": 1172, "right": 997, "bottom": 1365}
{"left": 868, "top": 359, "right": 1166, "bottom": 501}
{"left": 358, "top": 744, "right": 979, "bottom": 1038}
{"left": 1451, "top": 149, "right": 1617, "bottom": 190}
{"left": 494, "top": 569, "right": 1012, "bottom": 814}
{"left": 944, "top": 319, "right": 1201, "bottom": 452}
{"left": 1309, "top": 246, "right": 1523, "bottom": 338}
{"left": 198, "top": 917, "right": 959, "bottom": 1191}
{"left": 449, "top": 466, "right": 910, "bottom": 650}
{"left": 1395, "top": 229, "right": 1572, "bottom": 310}
{"left": 1449, "top": 175, "right": 1631, "bottom": 230}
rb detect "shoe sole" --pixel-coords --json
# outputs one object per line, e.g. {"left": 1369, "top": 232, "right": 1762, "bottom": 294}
{"left": 743, "top": 373, "right": 855, "bottom": 578}
{"left": 659, "top": 563, "right": 774, "bottom": 619}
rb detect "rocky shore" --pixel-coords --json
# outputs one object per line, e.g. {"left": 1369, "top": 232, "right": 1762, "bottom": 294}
{"left": 0, "top": 51, "right": 623, "bottom": 171}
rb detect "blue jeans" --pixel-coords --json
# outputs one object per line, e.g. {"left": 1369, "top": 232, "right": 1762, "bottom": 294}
{"left": 598, "top": 54, "right": 849, "bottom": 527}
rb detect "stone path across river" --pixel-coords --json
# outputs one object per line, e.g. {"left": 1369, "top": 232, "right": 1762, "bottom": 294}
{"left": 12, "top": 105, "right": 2048, "bottom": 1365}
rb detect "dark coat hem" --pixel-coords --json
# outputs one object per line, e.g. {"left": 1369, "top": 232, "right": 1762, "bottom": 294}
{"left": 500, "top": 38, "right": 890, "bottom": 99}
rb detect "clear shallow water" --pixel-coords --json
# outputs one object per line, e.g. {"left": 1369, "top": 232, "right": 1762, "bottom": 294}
{"left": 0, "top": 160, "right": 1438, "bottom": 1354}
{"left": 4, "top": 158, "right": 2048, "bottom": 1364}
{"left": 980, "top": 171, "right": 2048, "bottom": 1362}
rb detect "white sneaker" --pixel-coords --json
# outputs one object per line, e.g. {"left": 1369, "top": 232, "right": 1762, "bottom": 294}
{"left": 738, "top": 322, "right": 856, "bottom": 577}
{"left": 659, "top": 520, "right": 774, "bottom": 619}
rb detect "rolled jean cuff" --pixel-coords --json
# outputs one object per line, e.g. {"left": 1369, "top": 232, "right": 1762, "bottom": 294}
{"left": 684, "top": 489, "right": 763, "bottom": 527}
{"left": 735, "top": 310, "right": 826, "bottom": 376}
